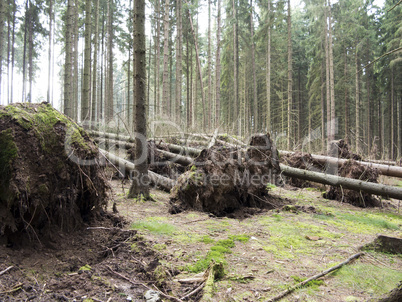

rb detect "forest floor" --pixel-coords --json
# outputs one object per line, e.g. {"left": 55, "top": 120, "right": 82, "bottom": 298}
{"left": 1, "top": 177, "right": 401, "bottom": 302}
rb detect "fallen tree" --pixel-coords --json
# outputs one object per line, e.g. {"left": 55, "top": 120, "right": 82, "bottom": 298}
{"left": 279, "top": 150, "right": 402, "bottom": 178}
{"left": 99, "top": 148, "right": 174, "bottom": 192}
{"left": 0, "top": 103, "right": 109, "bottom": 242}
{"left": 279, "top": 164, "right": 402, "bottom": 200}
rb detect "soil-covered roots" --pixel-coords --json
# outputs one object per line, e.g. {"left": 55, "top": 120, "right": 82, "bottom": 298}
{"left": 0, "top": 103, "right": 109, "bottom": 244}
{"left": 329, "top": 139, "right": 361, "bottom": 160}
{"left": 323, "top": 160, "right": 380, "bottom": 207}
{"left": 168, "top": 133, "right": 282, "bottom": 216}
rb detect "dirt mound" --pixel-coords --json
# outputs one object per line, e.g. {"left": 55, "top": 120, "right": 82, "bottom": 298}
{"left": 329, "top": 139, "right": 361, "bottom": 160}
{"left": 281, "top": 152, "right": 325, "bottom": 188}
{"left": 323, "top": 160, "right": 380, "bottom": 207}
{"left": 0, "top": 103, "right": 109, "bottom": 243}
{"left": 169, "top": 133, "right": 282, "bottom": 216}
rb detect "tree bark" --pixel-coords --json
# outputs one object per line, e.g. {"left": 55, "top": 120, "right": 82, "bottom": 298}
{"left": 280, "top": 163, "right": 402, "bottom": 200}
{"left": 324, "top": 3, "right": 330, "bottom": 149}
{"left": 82, "top": 0, "right": 92, "bottom": 126}
{"left": 328, "top": 0, "right": 335, "bottom": 142}
{"left": 92, "top": 0, "right": 100, "bottom": 127}
{"left": 47, "top": 0, "right": 53, "bottom": 104}
{"left": 250, "top": 0, "right": 258, "bottom": 132}
{"left": 162, "top": 0, "right": 170, "bottom": 116}
{"left": 0, "top": 0, "right": 5, "bottom": 102}
{"left": 266, "top": 0, "right": 271, "bottom": 132}
{"left": 355, "top": 47, "right": 360, "bottom": 154}
{"left": 64, "top": 0, "right": 74, "bottom": 118}
{"left": 287, "top": 0, "right": 293, "bottom": 150}
{"left": 215, "top": 0, "right": 221, "bottom": 128}
{"left": 175, "top": 0, "right": 183, "bottom": 124}
{"left": 233, "top": 0, "right": 238, "bottom": 133}
{"left": 128, "top": 0, "right": 150, "bottom": 198}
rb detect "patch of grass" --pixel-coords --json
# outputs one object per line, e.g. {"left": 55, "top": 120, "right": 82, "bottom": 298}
{"left": 153, "top": 243, "right": 167, "bottom": 251}
{"left": 201, "top": 235, "right": 215, "bottom": 244}
{"left": 131, "top": 220, "right": 177, "bottom": 235}
{"left": 210, "top": 245, "right": 232, "bottom": 254}
{"left": 338, "top": 212, "right": 400, "bottom": 230}
{"left": 291, "top": 275, "right": 324, "bottom": 290}
{"left": 79, "top": 264, "right": 92, "bottom": 271}
{"left": 332, "top": 263, "right": 402, "bottom": 296}
{"left": 229, "top": 234, "right": 250, "bottom": 243}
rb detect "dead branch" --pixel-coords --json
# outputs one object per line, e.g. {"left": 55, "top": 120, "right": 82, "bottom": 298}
{"left": 267, "top": 252, "right": 364, "bottom": 302}
{"left": 0, "top": 266, "right": 14, "bottom": 276}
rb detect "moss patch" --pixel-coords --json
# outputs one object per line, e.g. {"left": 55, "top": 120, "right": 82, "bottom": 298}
{"left": 0, "top": 129, "right": 18, "bottom": 204}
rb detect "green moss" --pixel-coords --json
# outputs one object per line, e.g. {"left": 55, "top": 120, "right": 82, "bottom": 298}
{"left": 210, "top": 245, "right": 232, "bottom": 254}
{"left": 153, "top": 243, "right": 167, "bottom": 251}
{"left": 130, "top": 220, "right": 177, "bottom": 235}
{"left": 291, "top": 275, "right": 324, "bottom": 289}
{"left": 229, "top": 234, "right": 250, "bottom": 243}
{"left": 79, "top": 264, "right": 92, "bottom": 271}
{"left": 0, "top": 129, "right": 18, "bottom": 204}
{"left": 201, "top": 235, "right": 215, "bottom": 244}
{"left": 0, "top": 103, "right": 90, "bottom": 155}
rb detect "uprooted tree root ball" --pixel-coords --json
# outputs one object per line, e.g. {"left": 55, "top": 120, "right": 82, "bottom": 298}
{"left": 0, "top": 102, "right": 109, "bottom": 244}
{"left": 323, "top": 160, "right": 380, "bottom": 207}
{"left": 169, "top": 133, "right": 282, "bottom": 216}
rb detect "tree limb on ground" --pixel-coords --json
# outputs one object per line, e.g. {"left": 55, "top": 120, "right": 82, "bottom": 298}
{"left": 267, "top": 252, "right": 364, "bottom": 302}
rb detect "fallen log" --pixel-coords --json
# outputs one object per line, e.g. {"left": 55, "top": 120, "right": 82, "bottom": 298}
{"left": 99, "top": 148, "right": 175, "bottom": 192}
{"left": 279, "top": 164, "right": 402, "bottom": 200}
{"left": 154, "top": 148, "right": 194, "bottom": 166}
{"left": 279, "top": 150, "right": 402, "bottom": 178}
{"left": 89, "top": 130, "right": 133, "bottom": 142}
{"left": 158, "top": 142, "right": 201, "bottom": 157}
{"left": 95, "top": 137, "right": 134, "bottom": 150}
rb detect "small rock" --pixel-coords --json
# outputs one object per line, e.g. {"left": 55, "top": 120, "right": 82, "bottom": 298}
{"left": 144, "top": 290, "right": 160, "bottom": 302}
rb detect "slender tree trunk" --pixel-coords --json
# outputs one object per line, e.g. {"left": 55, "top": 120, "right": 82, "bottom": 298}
{"left": 92, "top": 0, "right": 100, "bottom": 127}
{"left": 106, "top": 0, "right": 114, "bottom": 122}
{"left": 367, "top": 68, "right": 371, "bottom": 155}
{"left": 390, "top": 67, "right": 394, "bottom": 160}
{"left": 10, "top": 1, "right": 16, "bottom": 104}
{"left": 64, "top": 0, "right": 74, "bottom": 117}
{"left": 233, "top": 0, "right": 238, "bottom": 133}
{"left": 207, "top": 0, "right": 212, "bottom": 130}
{"left": 6, "top": 0, "right": 11, "bottom": 104}
{"left": 287, "top": 0, "right": 292, "bottom": 149}
{"left": 186, "top": 35, "right": 190, "bottom": 128}
{"left": 355, "top": 47, "right": 360, "bottom": 154}
{"left": 215, "top": 0, "right": 221, "bottom": 128}
{"left": 266, "top": 0, "right": 271, "bottom": 132}
{"left": 321, "top": 51, "right": 325, "bottom": 153}
{"left": 82, "top": 0, "right": 92, "bottom": 125}
{"left": 0, "top": 0, "right": 5, "bottom": 102}
{"left": 128, "top": 0, "right": 150, "bottom": 199}
{"left": 187, "top": 8, "right": 206, "bottom": 130}
{"left": 250, "top": 0, "right": 258, "bottom": 132}
{"left": 328, "top": 0, "right": 335, "bottom": 142}
{"left": 324, "top": 4, "right": 330, "bottom": 148}
{"left": 22, "top": 0, "right": 29, "bottom": 102}
{"left": 155, "top": 0, "right": 160, "bottom": 116}
{"left": 47, "top": 0, "right": 53, "bottom": 104}
{"left": 344, "top": 49, "right": 349, "bottom": 144}
{"left": 162, "top": 0, "right": 170, "bottom": 116}
{"left": 72, "top": 0, "right": 79, "bottom": 120}
{"left": 175, "top": 0, "right": 183, "bottom": 124}
{"left": 28, "top": 1, "right": 34, "bottom": 103}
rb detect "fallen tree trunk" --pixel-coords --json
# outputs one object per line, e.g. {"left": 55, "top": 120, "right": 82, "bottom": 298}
{"left": 279, "top": 150, "right": 402, "bottom": 178}
{"left": 154, "top": 148, "right": 194, "bottom": 166}
{"left": 99, "top": 148, "right": 175, "bottom": 192}
{"left": 158, "top": 142, "right": 201, "bottom": 157}
{"left": 89, "top": 130, "right": 133, "bottom": 142}
{"left": 95, "top": 137, "right": 135, "bottom": 150}
{"left": 279, "top": 164, "right": 402, "bottom": 200}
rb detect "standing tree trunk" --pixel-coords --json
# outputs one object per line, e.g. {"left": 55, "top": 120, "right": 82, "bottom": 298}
{"left": 250, "top": 0, "right": 258, "bottom": 132}
{"left": 328, "top": 0, "right": 335, "bottom": 142}
{"left": 106, "top": 0, "right": 114, "bottom": 123}
{"left": 321, "top": 50, "right": 325, "bottom": 152}
{"left": 82, "top": 0, "right": 92, "bottom": 126}
{"left": 10, "top": 1, "right": 16, "bottom": 104}
{"left": 233, "top": 0, "right": 238, "bottom": 133}
{"left": 355, "top": 47, "right": 360, "bottom": 154}
{"left": 154, "top": 0, "right": 160, "bottom": 116}
{"left": 390, "top": 67, "right": 394, "bottom": 160}
{"left": 6, "top": 0, "right": 11, "bottom": 104}
{"left": 92, "top": 0, "right": 100, "bottom": 127}
{"left": 72, "top": 0, "right": 79, "bottom": 120}
{"left": 207, "top": 0, "right": 212, "bottom": 130}
{"left": 47, "top": 0, "right": 53, "bottom": 104}
{"left": 215, "top": 0, "right": 221, "bottom": 128}
{"left": 22, "top": 0, "right": 29, "bottom": 102}
{"left": 64, "top": 0, "right": 74, "bottom": 117}
{"left": 175, "top": 0, "right": 183, "bottom": 124}
{"left": 266, "top": 0, "right": 271, "bottom": 132}
{"left": 128, "top": 0, "right": 150, "bottom": 199}
{"left": 28, "top": 1, "right": 34, "bottom": 103}
{"left": 324, "top": 3, "right": 330, "bottom": 148}
{"left": 344, "top": 49, "right": 349, "bottom": 144}
{"left": 162, "top": 0, "right": 170, "bottom": 117}
{"left": 287, "top": 0, "right": 292, "bottom": 149}
{"left": 187, "top": 8, "right": 206, "bottom": 130}
{"left": 0, "top": 0, "right": 5, "bottom": 102}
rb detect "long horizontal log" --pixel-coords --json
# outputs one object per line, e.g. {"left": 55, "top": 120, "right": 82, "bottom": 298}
{"left": 158, "top": 142, "right": 201, "bottom": 157}
{"left": 155, "top": 148, "right": 194, "bottom": 166}
{"left": 279, "top": 164, "right": 402, "bottom": 200}
{"left": 95, "top": 138, "right": 135, "bottom": 150}
{"left": 98, "top": 148, "right": 175, "bottom": 192}
{"left": 279, "top": 151, "right": 402, "bottom": 178}
{"left": 89, "top": 130, "right": 133, "bottom": 142}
